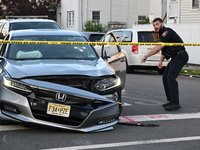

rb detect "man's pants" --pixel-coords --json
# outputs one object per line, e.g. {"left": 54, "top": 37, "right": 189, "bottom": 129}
{"left": 162, "top": 51, "right": 189, "bottom": 103}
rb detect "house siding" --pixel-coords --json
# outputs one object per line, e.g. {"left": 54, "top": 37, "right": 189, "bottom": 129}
{"left": 180, "top": 0, "right": 200, "bottom": 23}
{"left": 86, "top": 0, "right": 111, "bottom": 23}
{"left": 57, "top": 0, "right": 79, "bottom": 31}
{"left": 57, "top": 0, "right": 162, "bottom": 31}
{"left": 149, "top": 0, "right": 162, "bottom": 19}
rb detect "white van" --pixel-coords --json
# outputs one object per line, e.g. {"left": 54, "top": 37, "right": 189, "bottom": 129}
{"left": 108, "top": 29, "right": 169, "bottom": 74}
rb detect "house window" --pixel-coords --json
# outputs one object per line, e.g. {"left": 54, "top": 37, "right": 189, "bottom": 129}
{"left": 67, "top": 11, "right": 74, "bottom": 27}
{"left": 192, "top": 0, "right": 199, "bottom": 9}
{"left": 138, "top": 16, "right": 146, "bottom": 21}
{"left": 92, "top": 11, "right": 100, "bottom": 22}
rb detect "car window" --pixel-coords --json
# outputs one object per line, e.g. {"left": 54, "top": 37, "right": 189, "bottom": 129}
{"left": 0, "top": 35, "right": 9, "bottom": 56}
{"left": 104, "top": 34, "right": 116, "bottom": 42}
{"left": 121, "top": 31, "right": 132, "bottom": 42}
{"left": 138, "top": 32, "right": 159, "bottom": 42}
{"left": 89, "top": 34, "right": 104, "bottom": 42}
{"left": 9, "top": 22, "right": 61, "bottom": 31}
{"left": 0, "top": 22, "right": 3, "bottom": 29}
{"left": 103, "top": 33, "right": 120, "bottom": 56}
{"left": 7, "top": 35, "right": 98, "bottom": 60}
{"left": 2, "top": 23, "right": 8, "bottom": 36}
{"left": 113, "top": 31, "right": 123, "bottom": 42}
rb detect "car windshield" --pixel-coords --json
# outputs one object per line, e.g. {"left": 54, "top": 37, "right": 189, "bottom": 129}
{"left": 7, "top": 35, "right": 98, "bottom": 60}
{"left": 9, "top": 22, "right": 61, "bottom": 31}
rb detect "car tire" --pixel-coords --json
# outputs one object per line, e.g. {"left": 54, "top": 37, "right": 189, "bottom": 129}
{"left": 126, "top": 60, "right": 134, "bottom": 73}
{"left": 117, "top": 90, "right": 123, "bottom": 114}
{"left": 118, "top": 100, "right": 123, "bottom": 114}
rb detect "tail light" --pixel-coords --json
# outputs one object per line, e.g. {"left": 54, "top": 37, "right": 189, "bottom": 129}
{"left": 132, "top": 45, "right": 138, "bottom": 54}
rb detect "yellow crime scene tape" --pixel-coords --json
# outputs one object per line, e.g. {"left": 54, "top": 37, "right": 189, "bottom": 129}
{"left": 0, "top": 40, "right": 200, "bottom": 46}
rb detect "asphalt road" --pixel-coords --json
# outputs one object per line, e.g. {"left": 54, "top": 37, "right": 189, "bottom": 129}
{"left": 0, "top": 71, "right": 200, "bottom": 150}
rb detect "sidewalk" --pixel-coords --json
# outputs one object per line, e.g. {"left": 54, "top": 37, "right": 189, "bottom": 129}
{"left": 183, "top": 63, "right": 200, "bottom": 70}
{"left": 181, "top": 63, "right": 200, "bottom": 78}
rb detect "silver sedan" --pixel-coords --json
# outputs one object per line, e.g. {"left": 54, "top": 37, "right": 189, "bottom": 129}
{"left": 0, "top": 29, "right": 126, "bottom": 132}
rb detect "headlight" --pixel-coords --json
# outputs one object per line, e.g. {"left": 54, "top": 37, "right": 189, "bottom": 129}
{"left": 3, "top": 78, "right": 32, "bottom": 95}
{"left": 94, "top": 76, "right": 121, "bottom": 91}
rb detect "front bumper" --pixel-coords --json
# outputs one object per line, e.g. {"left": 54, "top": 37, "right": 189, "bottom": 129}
{"left": 0, "top": 80, "right": 120, "bottom": 132}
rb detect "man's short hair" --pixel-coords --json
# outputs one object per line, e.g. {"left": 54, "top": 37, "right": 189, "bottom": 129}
{"left": 153, "top": 18, "right": 163, "bottom": 23}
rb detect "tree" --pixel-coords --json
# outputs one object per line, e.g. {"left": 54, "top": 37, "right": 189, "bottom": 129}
{"left": 0, "top": 0, "right": 61, "bottom": 20}
{"left": 82, "top": 20, "right": 108, "bottom": 32}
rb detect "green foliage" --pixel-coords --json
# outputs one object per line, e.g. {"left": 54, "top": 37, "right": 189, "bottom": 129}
{"left": 82, "top": 20, "right": 107, "bottom": 32}
{"left": 180, "top": 69, "right": 200, "bottom": 75}
{"left": 0, "top": 0, "right": 61, "bottom": 19}
{"left": 138, "top": 16, "right": 150, "bottom": 24}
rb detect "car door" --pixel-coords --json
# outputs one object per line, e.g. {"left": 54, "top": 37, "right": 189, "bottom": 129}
{"left": 101, "top": 32, "right": 126, "bottom": 89}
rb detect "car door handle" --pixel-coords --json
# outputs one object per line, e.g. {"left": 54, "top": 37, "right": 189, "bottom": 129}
{"left": 120, "top": 57, "right": 126, "bottom": 62}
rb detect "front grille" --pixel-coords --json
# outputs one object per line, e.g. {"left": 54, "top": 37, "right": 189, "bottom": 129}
{"left": 29, "top": 98, "right": 93, "bottom": 126}
{"left": 28, "top": 87, "right": 109, "bottom": 126}
{"left": 28, "top": 75, "right": 116, "bottom": 95}
{"left": 33, "top": 88, "right": 97, "bottom": 105}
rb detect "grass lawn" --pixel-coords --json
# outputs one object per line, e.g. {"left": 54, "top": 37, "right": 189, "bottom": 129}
{"left": 180, "top": 69, "right": 200, "bottom": 75}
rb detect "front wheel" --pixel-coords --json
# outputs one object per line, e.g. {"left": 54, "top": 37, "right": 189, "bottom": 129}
{"left": 126, "top": 60, "right": 135, "bottom": 73}
{"left": 117, "top": 90, "right": 123, "bottom": 114}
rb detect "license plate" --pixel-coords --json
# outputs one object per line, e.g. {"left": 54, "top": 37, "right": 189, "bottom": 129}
{"left": 47, "top": 103, "right": 71, "bottom": 117}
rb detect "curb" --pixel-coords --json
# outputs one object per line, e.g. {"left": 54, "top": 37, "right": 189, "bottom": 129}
{"left": 179, "top": 73, "right": 200, "bottom": 78}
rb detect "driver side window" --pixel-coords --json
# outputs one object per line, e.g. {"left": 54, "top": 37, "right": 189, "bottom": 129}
{"left": 104, "top": 33, "right": 120, "bottom": 57}
{"left": 2, "top": 23, "right": 8, "bottom": 36}
{"left": 0, "top": 35, "right": 9, "bottom": 56}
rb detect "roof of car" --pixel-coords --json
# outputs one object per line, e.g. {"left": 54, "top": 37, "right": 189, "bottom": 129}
{"left": 1, "top": 19, "right": 57, "bottom": 23}
{"left": 110, "top": 28, "right": 155, "bottom": 32}
{"left": 10, "top": 29, "right": 84, "bottom": 37}
{"left": 81, "top": 32, "right": 105, "bottom": 36}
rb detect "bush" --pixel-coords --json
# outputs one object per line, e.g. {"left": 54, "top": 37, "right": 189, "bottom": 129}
{"left": 138, "top": 16, "right": 150, "bottom": 24}
{"left": 82, "top": 20, "right": 107, "bottom": 32}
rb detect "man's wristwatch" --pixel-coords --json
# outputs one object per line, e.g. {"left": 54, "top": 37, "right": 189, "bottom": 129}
{"left": 143, "top": 55, "right": 148, "bottom": 59}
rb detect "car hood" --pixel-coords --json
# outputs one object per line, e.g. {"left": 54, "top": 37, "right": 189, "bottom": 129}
{"left": 4, "top": 58, "right": 115, "bottom": 78}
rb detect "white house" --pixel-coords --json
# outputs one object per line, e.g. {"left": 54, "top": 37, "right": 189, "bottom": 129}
{"left": 167, "top": 0, "right": 200, "bottom": 24}
{"left": 56, "top": 0, "right": 166, "bottom": 32}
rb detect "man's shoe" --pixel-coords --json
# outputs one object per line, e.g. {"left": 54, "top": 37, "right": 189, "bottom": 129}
{"left": 162, "top": 102, "right": 171, "bottom": 107}
{"left": 164, "top": 103, "right": 181, "bottom": 111}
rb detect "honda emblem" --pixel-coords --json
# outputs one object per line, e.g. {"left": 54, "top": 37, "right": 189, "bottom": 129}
{"left": 55, "top": 93, "right": 67, "bottom": 102}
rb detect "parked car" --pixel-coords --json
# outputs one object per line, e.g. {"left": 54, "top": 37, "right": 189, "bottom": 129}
{"left": 0, "top": 29, "right": 126, "bottom": 132}
{"left": 81, "top": 32, "right": 105, "bottom": 42}
{"left": 105, "top": 29, "right": 169, "bottom": 74}
{"left": 0, "top": 19, "right": 62, "bottom": 39}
